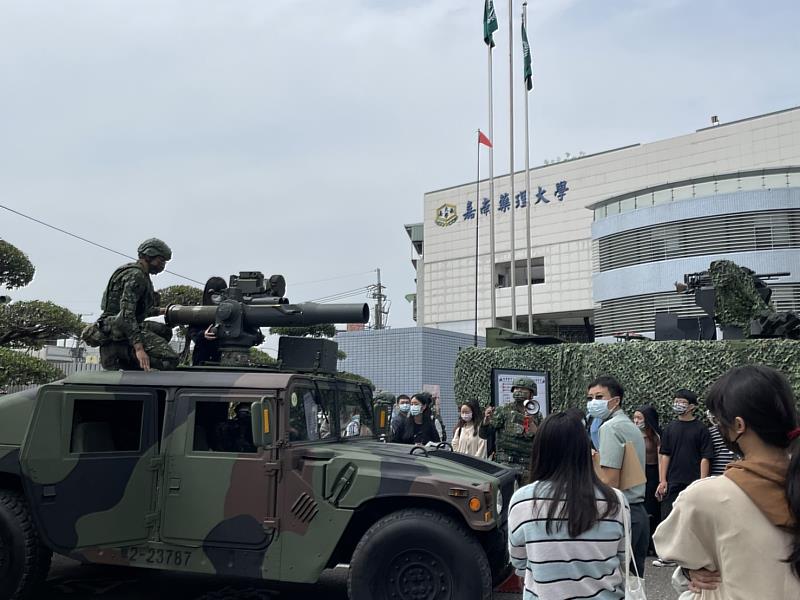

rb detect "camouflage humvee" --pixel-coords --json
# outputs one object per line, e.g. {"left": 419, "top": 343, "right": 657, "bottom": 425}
{"left": 0, "top": 368, "right": 515, "bottom": 600}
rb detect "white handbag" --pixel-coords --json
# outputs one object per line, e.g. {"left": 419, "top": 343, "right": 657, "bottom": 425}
{"left": 617, "top": 489, "right": 647, "bottom": 600}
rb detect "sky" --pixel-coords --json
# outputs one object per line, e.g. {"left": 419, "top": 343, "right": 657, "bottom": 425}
{"left": 1, "top": 0, "right": 798, "bottom": 344}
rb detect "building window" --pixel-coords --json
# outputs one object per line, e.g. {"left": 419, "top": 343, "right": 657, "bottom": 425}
{"left": 495, "top": 258, "right": 545, "bottom": 288}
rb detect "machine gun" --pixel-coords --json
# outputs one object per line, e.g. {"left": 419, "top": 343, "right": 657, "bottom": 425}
{"left": 165, "top": 271, "right": 369, "bottom": 367}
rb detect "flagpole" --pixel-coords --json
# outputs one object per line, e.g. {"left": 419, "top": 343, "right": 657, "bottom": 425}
{"left": 523, "top": 2, "right": 533, "bottom": 334}
{"left": 508, "top": 0, "right": 517, "bottom": 332}
{"left": 474, "top": 130, "right": 480, "bottom": 347}
{"left": 488, "top": 44, "right": 497, "bottom": 328}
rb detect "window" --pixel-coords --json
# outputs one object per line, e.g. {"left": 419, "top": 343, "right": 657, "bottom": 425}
{"left": 288, "top": 385, "right": 328, "bottom": 442}
{"left": 70, "top": 399, "right": 143, "bottom": 453}
{"left": 338, "top": 387, "right": 373, "bottom": 438}
{"left": 193, "top": 400, "right": 257, "bottom": 453}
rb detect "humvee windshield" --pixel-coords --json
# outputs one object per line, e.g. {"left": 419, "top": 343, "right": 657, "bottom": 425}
{"left": 287, "top": 380, "right": 373, "bottom": 442}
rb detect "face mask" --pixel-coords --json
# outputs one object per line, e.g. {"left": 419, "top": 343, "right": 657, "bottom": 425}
{"left": 673, "top": 403, "right": 689, "bottom": 415}
{"left": 586, "top": 399, "right": 611, "bottom": 420}
{"left": 410, "top": 405, "right": 422, "bottom": 416}
{"left": 398, "top": 403, "right": 411, "bottom": 413}
{"left": 636, "top": 421, "right": 646, "bottom": 430}
{"left": 512, "top": 390, "right": 529, "bottom": 403}
{"left": 351, "top": 414, "right": 361, "bottom": 423}
{"left": 460, "top": 413, "right": 473, "bottom": 422}
{"left": 722, "top": 428, "right": 744, "bottom": 457}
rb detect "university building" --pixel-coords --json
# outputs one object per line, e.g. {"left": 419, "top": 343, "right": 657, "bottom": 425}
{"left": 407, "top": 106, "right": 800, "bottom": 341}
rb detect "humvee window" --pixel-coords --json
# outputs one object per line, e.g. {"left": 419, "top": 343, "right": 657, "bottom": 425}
{"left": 193, "top": 400, "right": 257, "bottom": 453}
{"left": 339, "top": 387, "right": 372, "bottom": 438}
{"left": 70, "top": 398, "right": 143, "bottom": 453}
{"left": 288, "top": 386, "right": 322, "bottom": 442}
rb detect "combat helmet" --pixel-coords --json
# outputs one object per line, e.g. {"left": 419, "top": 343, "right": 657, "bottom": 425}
{"left": 138, "top": 238, "right": 172, "bottom": 260}
{"left": 510, "top": 376, "right": 537, "bottom": 395}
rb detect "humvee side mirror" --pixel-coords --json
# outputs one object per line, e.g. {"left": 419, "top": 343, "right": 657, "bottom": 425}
{"left": 251, "top": 399, "right": 273, "bottom": 448}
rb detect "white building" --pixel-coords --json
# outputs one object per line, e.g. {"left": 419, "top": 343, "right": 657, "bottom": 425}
{"left": 408, "top": 106, "right": 800, "bottom": 340}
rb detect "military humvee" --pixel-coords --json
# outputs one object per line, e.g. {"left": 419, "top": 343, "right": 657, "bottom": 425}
{"left": 0, "top": 272, "right": 515, "bottom": 600}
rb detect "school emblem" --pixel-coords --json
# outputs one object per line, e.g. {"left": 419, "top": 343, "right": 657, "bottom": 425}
{"left": 435, "top": 204, "right": 458, "bottom": 227}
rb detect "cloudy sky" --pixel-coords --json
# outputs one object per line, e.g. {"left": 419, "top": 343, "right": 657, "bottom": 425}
{"left": 1, "top": 0, "right": 798, "bottom": 339}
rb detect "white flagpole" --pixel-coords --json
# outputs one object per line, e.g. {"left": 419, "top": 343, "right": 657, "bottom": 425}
{"left": 523, "top": 2, "right": 533, "bottom": 333}
{"left": 488, "top": 44, "right": 497, "bottom": 328}
{"left": 508, "top": 0, "right": 517, "bottom": 332}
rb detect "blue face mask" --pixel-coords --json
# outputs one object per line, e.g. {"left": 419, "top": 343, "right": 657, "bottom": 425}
{"left": 409, "top": 405, "right": 422, "bottom": 416}
{"left": 398, "top": 403, "right": 411, "bottom": 413}
{"left": 351, "top": 414, "right": 361, "bottom": 423}
{"left": 586, "top": 399, "right": 611, "bottom": 420}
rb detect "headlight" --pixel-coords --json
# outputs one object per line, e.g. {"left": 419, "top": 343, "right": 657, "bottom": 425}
{"left": 495, "top": 488, "right": 503, "bottom": 515}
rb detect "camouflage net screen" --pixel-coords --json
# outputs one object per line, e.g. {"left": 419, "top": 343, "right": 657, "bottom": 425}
{"left": 709, "top": 259, "right": 770, "bottom": 329}
{"left": 454, "top": 339, "right": 800, "bottom": 422}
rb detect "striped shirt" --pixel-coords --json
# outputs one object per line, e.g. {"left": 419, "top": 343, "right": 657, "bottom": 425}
{"left": 709, "top": 425, "right": 737, "bottom": 476}
{"left": 508, "top": 481, "right": 628, "bottom": 600}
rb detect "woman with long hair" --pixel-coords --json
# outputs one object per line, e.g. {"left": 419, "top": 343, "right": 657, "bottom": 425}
{"left": 633, "top": 404, "right": 662, "bottom": 555}
{"left": 396, "top": 392, "right": 440, "bottom": 445}
{"left": 452, "top": 400, "right": 486, "bottom": 458}
{"left": 508, "top": 411, "right": 626, "bottom": 599}
{"left": 654, "top": 365, "right": 800, "bottom": 598}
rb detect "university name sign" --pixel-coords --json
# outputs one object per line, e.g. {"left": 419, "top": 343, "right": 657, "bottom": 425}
{"left": 435, "top": 180, "right": 569, "bottom": 227}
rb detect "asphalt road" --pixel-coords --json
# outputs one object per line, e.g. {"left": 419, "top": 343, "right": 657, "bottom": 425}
{"left": 45, "top": 554, "right": 680, "bottom": 599}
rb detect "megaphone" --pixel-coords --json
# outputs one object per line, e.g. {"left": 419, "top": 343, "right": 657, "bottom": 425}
{"left": 524, "top": 399, "right": 540, "bottom": 416}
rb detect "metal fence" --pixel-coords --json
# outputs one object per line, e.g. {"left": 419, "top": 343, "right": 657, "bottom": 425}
{"left": 2, "top": 362, "right": 103, "bottom": 394}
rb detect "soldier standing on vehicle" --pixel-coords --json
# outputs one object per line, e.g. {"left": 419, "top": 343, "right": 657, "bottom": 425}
{"left": 479, "top": 377, "right": 540, "bottom": 483}
{"left": 85, "top": 238, "right": 179, "bottom": 372}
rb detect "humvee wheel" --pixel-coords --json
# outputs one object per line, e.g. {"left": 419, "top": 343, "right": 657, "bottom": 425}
{"left": 0, "top": 491, "right": 51, "bottom": 600}
{"left": 348, "top": 508, "right": 492, "bottom": 600}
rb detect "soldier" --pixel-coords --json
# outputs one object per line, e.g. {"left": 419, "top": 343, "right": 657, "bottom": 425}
{"left": 479, "top": 377, "right": 541, "bottom": 482}
{"left": 89, "top": 238, "right": 179, "bottom": 371}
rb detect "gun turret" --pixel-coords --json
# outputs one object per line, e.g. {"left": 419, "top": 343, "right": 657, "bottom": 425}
{"left": 165, "top": 271, "right": 369, "bottom": 366}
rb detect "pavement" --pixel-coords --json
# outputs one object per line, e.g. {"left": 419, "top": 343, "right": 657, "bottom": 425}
{"left": 45, "top": 553, "right": 681, "bottom": 599}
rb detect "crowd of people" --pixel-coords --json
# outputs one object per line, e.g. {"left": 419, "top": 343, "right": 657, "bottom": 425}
{"left": 389, "top": 366, "right": 800, "bottom": 599}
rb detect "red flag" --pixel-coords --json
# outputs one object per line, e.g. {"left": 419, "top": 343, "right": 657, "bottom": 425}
{"left": 478, "top": 130, "right": 493, "bottom": 148}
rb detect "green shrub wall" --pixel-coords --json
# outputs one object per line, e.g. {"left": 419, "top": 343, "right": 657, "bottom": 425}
{"left": 454, "top": 340, "right": 800, "bottom": 422}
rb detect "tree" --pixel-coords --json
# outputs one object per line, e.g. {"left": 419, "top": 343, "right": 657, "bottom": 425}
{"left": 0, "top": 240, "right": 82, "bottom": 387}
{"left": 157, "top": 285, "right": 203, "bottom": 308}
{"left": 0, "top": 240, "right": 35, "bottom": 289}
{"left": 249, "top": 347, "right": 277, "bottom": 366}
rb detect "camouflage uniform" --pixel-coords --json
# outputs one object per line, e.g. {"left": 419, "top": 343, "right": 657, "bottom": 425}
{"left": 479, "top": 377, "right": 539, "bottom": 482}
{"left": 97, "top": 261, "right": 178, "bottom": 371}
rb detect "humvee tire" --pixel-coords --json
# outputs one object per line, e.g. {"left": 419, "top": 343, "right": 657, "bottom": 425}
{"left": 347, "top": 508, "right": 492, "bottom": 600}
{"left": 0, "top": 490, "right": 51, "bottom": 600}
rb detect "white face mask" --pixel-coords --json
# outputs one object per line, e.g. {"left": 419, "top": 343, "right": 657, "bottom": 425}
{"left": 409, "top": 405, "right": 422, "bottom": 416}
{"left": 460, "top": 413, "right": 473, "bottom": 422}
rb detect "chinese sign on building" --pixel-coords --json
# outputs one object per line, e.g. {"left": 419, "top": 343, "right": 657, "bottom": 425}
{"left": 434, "top": 181, "right": 569, "bottom": 227}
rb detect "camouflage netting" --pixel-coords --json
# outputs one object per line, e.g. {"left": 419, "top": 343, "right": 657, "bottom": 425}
{"left": 454, "top": 339, "right": 800, "bottom": 424}
{"left": 709, "top": 259, "right": 770, "bottom": 329}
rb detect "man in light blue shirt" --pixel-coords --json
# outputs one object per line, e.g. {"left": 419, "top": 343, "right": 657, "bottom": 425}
{"left": 587, "top": 375, "right": 649, "bottom": 577}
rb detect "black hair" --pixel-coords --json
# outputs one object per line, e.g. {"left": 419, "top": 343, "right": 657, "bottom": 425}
{"left": 636, "top": 404, "right": 662, "bottom": 438}
{"left": 397, "top": 394, "right": 411, "bottom": 401}
{"left": 410, "top": 392, "right": 433, "bottom": 423}
{"left": 705, "top": 364, "right": 800, "bottom": 578}
{"left": 456, "top": 400, "right": 482, "bottom": 435}
{"left": 202, "top": 277, "right": 228, "bottom": 305}
{"left": 529, "top": 411, "right": 620, "bottom": 538}
{"left": 588, "top": 376, "right": 625, "bottom": 406}
{"left": 675, "top": 388, "right": 698, "bottom": 405}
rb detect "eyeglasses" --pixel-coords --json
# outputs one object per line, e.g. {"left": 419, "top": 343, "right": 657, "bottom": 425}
{"left": 706, "top": 411, "right": 720, "bottom": 426}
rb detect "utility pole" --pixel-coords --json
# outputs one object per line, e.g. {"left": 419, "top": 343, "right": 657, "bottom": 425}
{"left": 372, "top": 268, "right": 387, "bottom": 330}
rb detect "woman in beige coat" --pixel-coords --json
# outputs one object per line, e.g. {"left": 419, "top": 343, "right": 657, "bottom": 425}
{"left": 452, "top": 400, "right": 486, "bottom": 459}
{"left": 653, "top": 365, "right": 800, "bottom": 599}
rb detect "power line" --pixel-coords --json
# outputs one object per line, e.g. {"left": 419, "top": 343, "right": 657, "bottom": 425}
{"left": 309, "top": 286, "right": 371, "bottom": 303}
{"left": 0, "top": 203, "right": 205, "bottom": 285}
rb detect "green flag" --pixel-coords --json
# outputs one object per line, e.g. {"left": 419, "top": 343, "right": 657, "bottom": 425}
{"left": 483, "top": 0, "right": 498, "bottom": 47}
{"left": 522, "top": 20, "right": 532, "bottom": 90}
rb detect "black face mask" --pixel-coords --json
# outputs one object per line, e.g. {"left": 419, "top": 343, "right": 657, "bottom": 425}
{"left": 721, "top": 428, "right": 744, "bottom": 457}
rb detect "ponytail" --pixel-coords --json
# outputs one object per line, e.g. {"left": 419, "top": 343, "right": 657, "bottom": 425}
{"left": 787, "top": 435, "right": 800, "bottom": 577}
